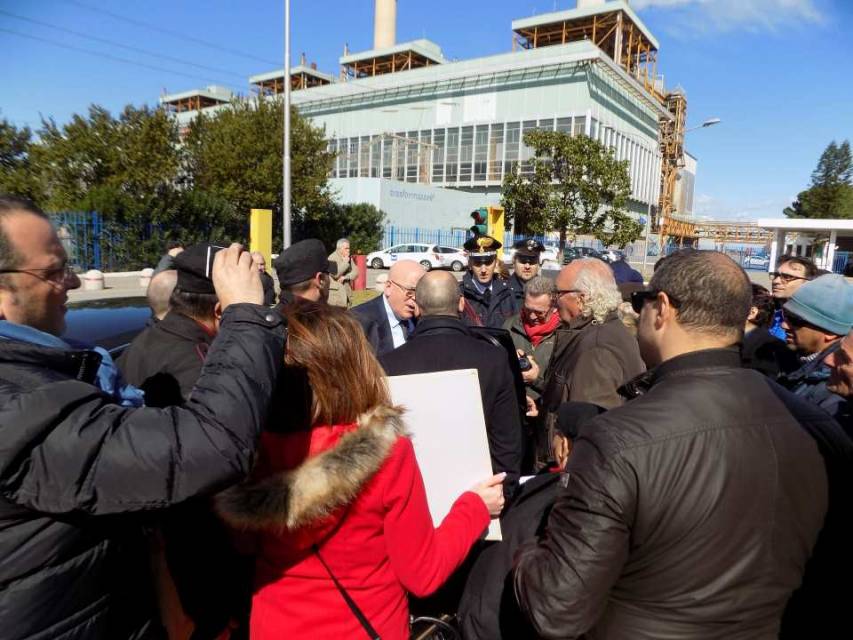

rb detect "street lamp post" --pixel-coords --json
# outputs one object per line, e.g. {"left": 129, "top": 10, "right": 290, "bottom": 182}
{"left": 282, "top": 0, "right": 292, "bottom": 250}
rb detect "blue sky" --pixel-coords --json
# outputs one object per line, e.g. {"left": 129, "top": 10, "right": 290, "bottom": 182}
{"left": 1, "top": 0, "right": 851, "bottom": 221}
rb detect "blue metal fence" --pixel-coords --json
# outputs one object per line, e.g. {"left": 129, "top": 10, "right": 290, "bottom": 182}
{"left": 50, "top": 211, "right": 149, "bottom": 271}
{"left": 833, "top": 251, "right": 851, "bottom": 274}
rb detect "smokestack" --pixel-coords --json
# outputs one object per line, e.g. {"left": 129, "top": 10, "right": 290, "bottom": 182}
{"left": 374, "top": 0, "right": 396, "bottom": 49}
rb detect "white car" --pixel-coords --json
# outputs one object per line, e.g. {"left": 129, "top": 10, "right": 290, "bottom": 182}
{"left": 434, "top": 246, "right": 467, "bottom": 272}
{"left": 367, "top": 243, "right": 446, "bottom": 271}
{"left": 743, "top": 255, "right": 770, "bottom": 270}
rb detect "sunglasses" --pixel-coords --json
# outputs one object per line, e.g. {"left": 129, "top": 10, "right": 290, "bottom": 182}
{"left": 783, "top": 311, "right": 816, "bottom": 330}
{"left": 630, "top": 289, "right": 681, "bottom": 314}
{"left": 770, "top": 272, "right": 810, "bottom": 284}
{"left": 471, "top": 257, "right": 496, "bottom": 267}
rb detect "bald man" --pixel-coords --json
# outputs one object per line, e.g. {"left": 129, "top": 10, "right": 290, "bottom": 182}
{"left": 380, "top": 270, "right": 524, "bottom": 496}
{"left": 352, "top": 259, "right": 425, "bottom": 356}
{"left": 537, "top": 258, "right": 644, "bottom": 467}
{"left": 146, "top": 268, "right": 177, "bottom": 321}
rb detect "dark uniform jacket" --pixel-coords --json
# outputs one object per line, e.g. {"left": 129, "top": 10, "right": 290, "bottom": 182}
{"left": 507, "top": 273, "right": 529, "bottom": 307}
{"left": 117, "top": 310, "right": 250, "bottom": 638}
{"left": 0, "top": 305, "right": 284, "bottom": 640}
{"left": 118, "top": 311, "right": 214, "bottom": 406}
{"left": 461, "top": 273, "right": 518, "bottom": 329}
{"left": 539, "top": 312, "right": 644, "bottom": 463}
{"left": 379, "top": 316, "right": 524, "bottom": 496}
{"left": 515, "top": 348, "right": 832, "bottom": 640}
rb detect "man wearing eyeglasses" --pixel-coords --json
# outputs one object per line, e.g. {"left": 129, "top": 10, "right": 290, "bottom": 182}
{"left": 516, "top": 249, "right": 846, "bottom": 639}
{"left": 352, "top": 259, "right": 425, "bottom": 356}
{"left": 0, "top": 196, "right": 285, "bottom": 639}
{"left": 460, "top": 235, "right": 517, "bottom": 329}
{"left": 537, "top": 258, "right": 643, "bottom": 467}
{"left": 768, "top": 255, "right": 817, "bottom": 340}
{"left": 507, "top": 238, "right": 545, "bottom": 307}
{"left": 777, "top": 273, "right": 853, "bottom": 425}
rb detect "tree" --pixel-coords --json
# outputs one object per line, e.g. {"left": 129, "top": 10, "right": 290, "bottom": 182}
{"left": 294, "top": 202, "right": 385, "bottom": 255}
{"left": 501, "top": 130, "right": 641, "bottom": 251}
{"left": 0, "top": 118, "right": 43, "bottom": 201}
{"left": 784, "top": 140, "right": 853, "bottom": 219}
{"left": 185, "top": 98, "right": 335, "bottom": 251}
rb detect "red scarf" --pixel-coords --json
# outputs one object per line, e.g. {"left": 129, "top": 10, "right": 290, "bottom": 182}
{"left": 523, "top": 311, "right": 560, "bottom": 347}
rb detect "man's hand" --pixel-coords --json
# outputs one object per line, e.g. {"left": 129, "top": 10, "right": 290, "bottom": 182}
{"left": 212, "top": 243, "right": 263, "bottom": 310}
{"left": 523, "top": 355, "right": 540, "bottom": 383}
{"left": 525, "top": 395, "right": 539, "bottom": 417}
{"left": 552, "top": 433, "right": 571, "bottom": 470}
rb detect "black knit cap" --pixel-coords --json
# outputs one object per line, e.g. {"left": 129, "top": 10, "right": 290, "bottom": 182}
{"left": 173, "top": 243, "right": 220, "bottom": 294}
{"left": 273, "top": 239, "right": 337, "bottom": 287}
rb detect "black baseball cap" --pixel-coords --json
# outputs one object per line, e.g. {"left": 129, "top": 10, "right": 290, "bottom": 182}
{"left": 273, "top": 239, "right": 337, "bottom": 287}
{"left": 173, "top": 243, "right": 219, "bottom": 294}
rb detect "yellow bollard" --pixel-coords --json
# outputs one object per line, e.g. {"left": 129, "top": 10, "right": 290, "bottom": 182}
{"left": 487, "top": 206, "right": 506, "bottom": 261}
{"left": 249, "top": 208, "right": 273, "bottom": 273}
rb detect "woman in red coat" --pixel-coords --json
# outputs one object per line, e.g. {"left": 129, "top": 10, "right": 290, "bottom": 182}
{"left": 217, "top": 302, "right": 505, "bottom": 639}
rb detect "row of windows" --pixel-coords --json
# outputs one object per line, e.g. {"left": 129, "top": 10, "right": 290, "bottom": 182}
{"left": 327, "top": 115, "right": 662, "bottom": 203}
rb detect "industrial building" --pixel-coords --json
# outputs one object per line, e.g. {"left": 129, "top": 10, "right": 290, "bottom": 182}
{"left": 159, "top": 0, "right": 698, "bottom": 242}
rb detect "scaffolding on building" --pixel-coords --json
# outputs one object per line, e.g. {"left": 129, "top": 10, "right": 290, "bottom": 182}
{"left": 340, "top": 39, "right": 446, "bottom": 80}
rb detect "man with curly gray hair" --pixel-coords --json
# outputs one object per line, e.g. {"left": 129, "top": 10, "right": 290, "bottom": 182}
{"left": 537, "top": 258, "right": 644, "bottom": 467}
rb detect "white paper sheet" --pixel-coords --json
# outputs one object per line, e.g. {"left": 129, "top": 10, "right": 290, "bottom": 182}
{"left": 387, "top": 369, "right": 502, "bottom": 541}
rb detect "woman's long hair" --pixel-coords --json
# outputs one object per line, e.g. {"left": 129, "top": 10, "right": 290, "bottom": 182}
{"left": 282, "top": 301, "right": 391, "bottom": 426}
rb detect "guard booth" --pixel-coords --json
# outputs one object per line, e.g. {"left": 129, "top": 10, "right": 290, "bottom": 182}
{"left": 759, "top": 218, "right": 853, "bottom": 273}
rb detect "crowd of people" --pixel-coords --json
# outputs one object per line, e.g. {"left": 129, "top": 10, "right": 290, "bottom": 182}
{"left": 1, "top": 192, "right": 852, "bottom": 640}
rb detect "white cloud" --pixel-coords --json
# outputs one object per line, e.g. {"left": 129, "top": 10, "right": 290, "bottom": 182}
{"left": 631, "top": 0, "right": 825, "bottom": 32}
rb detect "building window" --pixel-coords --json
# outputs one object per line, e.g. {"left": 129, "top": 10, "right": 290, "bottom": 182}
{"left": 538, "top": 118, "right": 554, "bottom": 131}
{"left": 446, "top": 127, "right": 459, "bottom": 182}
{"left": 573, "top": 116, "right": 587, "bottom": 137}
{"left": 360, "top": 136, "right": 370, "bottom": 178}
{"left": 432, "top": 128, "right": 445, "bottom": 183}
{"left": 504, "top": 122, "right": 520, "bottom": 176}
{"left": 382, "top": 137, "right": 392, "bottom": 178}
{"left": 459, "top": 126, "right": 474, "bottom": 182}
{"left": 521, "top": 120, "right": 537, "bottom": 176}
{"left": 348, "top": 138, "right": 358, "bottom": 177}
{"left": 406, "top": 131, "right": 418, "bottom": 182}
{"left": 488, "top": 123, "right": 504, "bottom": 181}
{"left": 590, "top": 118, "right": 598, "bottom": 140}
{"left": 556, "top": 117, "right": 571, "bottom": 133}
{"left": 370, "top": 136, "right": 381, "bottom": 178}
{"left": 419, "top": 130, "right": 432, "bottom": 183}
{"left": 474, "top": 125, "right": 488, "bottom": 182}
{"left": 329, "top": 139, "right": 338, "bottom": 178}
{"left": 395, "top": 132, "right": 406, "bottom": 181}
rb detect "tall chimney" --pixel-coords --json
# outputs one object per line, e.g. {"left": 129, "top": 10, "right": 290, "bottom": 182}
{"left": 374, "top": 0, "right": 396, "bottom": 49}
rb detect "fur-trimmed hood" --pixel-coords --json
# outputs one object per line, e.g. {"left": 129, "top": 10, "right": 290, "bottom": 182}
{"left": 216, "top": 404, "right": 407, "bottom": 533}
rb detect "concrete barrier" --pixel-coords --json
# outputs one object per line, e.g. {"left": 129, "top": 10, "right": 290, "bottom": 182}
{"left": 81, "top": 270, "right": 105, "bottom": 291}
{"left": 139, "top": 268, "right": 154, "bottom": 289}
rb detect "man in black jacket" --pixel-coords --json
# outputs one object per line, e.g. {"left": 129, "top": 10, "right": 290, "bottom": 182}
{"left": 118, "top": 244, "right": 252, "bottom": 637}
{"left": 380, "top": 270, "right": 523, "bottom": 496}
{"left": 120, "top": 244, "right": 221, "bottom": 406}
{"left": 506, "top": 238, "right": 544, "bottom": 306}
{"left": 0, "top": 196, "right": 285, "bottom": 640}
{"left": 461, "top": 235, "right": 517, "bottom": 328}
{"left": 515, "top": 249, "right": 839, "bottom": 640}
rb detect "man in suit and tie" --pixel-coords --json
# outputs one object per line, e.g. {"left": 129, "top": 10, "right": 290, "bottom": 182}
{"left": 353, "top": 259, "right": 425, "bottom": 356}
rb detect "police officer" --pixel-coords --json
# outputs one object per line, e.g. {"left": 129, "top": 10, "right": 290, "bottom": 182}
{"left": 508, "top": 238, "right": 545, "bottom": 306}
{"left": 461, "top": 235, "right": 517, "bottom": 328}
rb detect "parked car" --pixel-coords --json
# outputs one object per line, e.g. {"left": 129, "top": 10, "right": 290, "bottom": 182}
{"left": 367, "top": 243, "right": 436, "bottom": 271}
{"left": 600, "top": 249, "right": 627, "bottom": 264}
{"left": 743, "top": 255, "right": 770, "bottom": 270}
{"left": 367, "top": 243, "right": 455, "bottom": 271}
{"left": 563, "top": 246, "right": 604, "bottom": 264}
{"left": 434, "top": 246, "right": 468, "bottom": 272}
{"left": 62, "top": 296, "right": 151, "bottom": 356}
